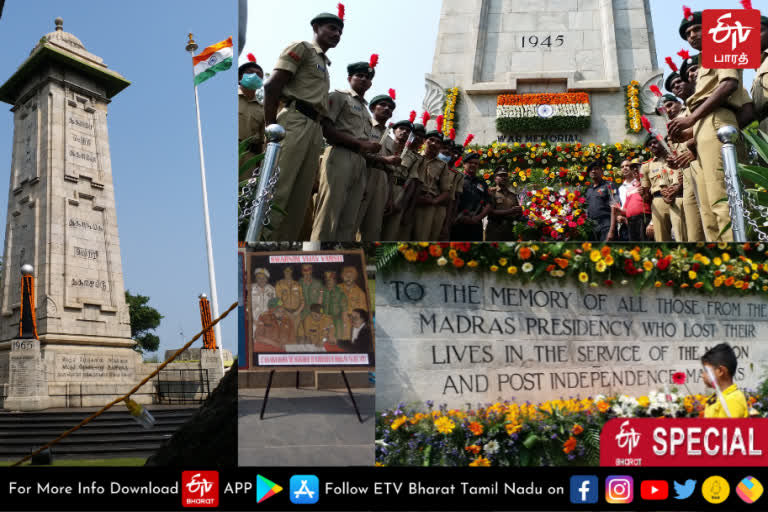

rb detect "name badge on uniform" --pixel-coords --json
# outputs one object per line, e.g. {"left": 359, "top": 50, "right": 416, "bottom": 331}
{"left": 352, "top": 105, "right": 362, "bottom": 112}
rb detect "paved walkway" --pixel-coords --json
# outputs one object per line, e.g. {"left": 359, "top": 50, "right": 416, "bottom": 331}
{"left": 238, "top": 387, "right": 374, "bottom": 466}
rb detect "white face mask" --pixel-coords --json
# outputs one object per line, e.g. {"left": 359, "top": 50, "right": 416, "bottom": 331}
{"left": 437, "top": 153, "right": 451, "bottom": 163}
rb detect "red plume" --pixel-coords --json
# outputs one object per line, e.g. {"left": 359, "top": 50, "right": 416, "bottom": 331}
{"left": 650, "top": 85, "right": 662, "bottom": 97}
{"left": 247, "top": 53, "right": 256, "bottom": 63}
{"left": 409, "top": 110, "right": 417, "bottom": 123}
{"left": 436, "top": 115, "right": 444, "bottom": 133}
{"left": 677, "top": 49, "right": 690, "bottom": 60}
{"left": 640, "top": 115, "right": 652, "bottom": 133}
{"left": 463, "top": 134, "right": 474, "bottom": 147}
{"left": 388, "top": 88, "right": 396, "bottom": 100}
{"left": 421, "top": 111, "right": 431, "bottom": 126}
{"left": 454, "top": 158, "right": 463, "bottom": 168}
{"left": 741, "top": 0, "right": 753, "bottom": 9}
{"left": 369, "top": 54, "right": 379, "bottom": 69}
{"left": 683, "top": 6, "right": 693, "bottom": 21}
{"left": 337, "top": 3, "right": 345, "bottom": 21}
{"left": 664, "top": 57, "right": 678, "bottom": 72}
{"left": 449, "top": 128, "right": 456, "bottom": 141}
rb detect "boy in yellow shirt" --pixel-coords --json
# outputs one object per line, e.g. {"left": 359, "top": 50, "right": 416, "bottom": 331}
{"left": 701, "top": 343, "right": 748, "bottom": 418}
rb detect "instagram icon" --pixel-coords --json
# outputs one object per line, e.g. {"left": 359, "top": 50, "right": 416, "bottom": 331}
{"left": 605, "top": 476, "right": 634, "bottom": 504}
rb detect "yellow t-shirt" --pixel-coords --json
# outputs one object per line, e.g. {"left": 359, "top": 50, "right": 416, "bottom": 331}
{"left": 704, "top": 384, "right": 748, "bottom": 418}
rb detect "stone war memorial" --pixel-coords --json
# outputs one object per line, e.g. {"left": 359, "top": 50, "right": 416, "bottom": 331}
{"left": 376, "top": 243, "right": 768, "bottom": 410}
{"left": 0, "top": 19, "right": 142, "bottom": 410}
{"left": 423, "top": 0, "right": 664, "bottom": 145}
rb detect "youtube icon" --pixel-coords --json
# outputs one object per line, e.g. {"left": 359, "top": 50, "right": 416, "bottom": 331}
{"left": 641, "top": 480, "right": 669, "bottom": 501}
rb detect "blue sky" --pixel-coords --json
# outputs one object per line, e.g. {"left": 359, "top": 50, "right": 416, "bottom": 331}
{"left": 0, "top": 2, "right": 238, "bottom": 359}
{"left": 245, "top": 0, "right": 760, "bottom": 132}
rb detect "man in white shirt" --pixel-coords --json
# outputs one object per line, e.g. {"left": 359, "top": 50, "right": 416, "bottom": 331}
{"left": 250, "top": 268, "right": 275, "bottom": 342}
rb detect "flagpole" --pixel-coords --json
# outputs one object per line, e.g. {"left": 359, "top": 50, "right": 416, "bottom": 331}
{"left": 187, "top": 34, "right": 224, "bottom": 373}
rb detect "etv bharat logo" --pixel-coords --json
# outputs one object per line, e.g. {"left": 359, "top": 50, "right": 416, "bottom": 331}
{"left": 616, "top": 420, "right": 642, "bottom": 455}
{"left": 703, "top": 9, "right": 761, "bottom": 68}
{"left": 182, "top": 471, "right": 219, "bottom": 508}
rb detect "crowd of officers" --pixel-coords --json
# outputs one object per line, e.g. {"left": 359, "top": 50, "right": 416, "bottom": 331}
{"left": 240, "top": 8, "right": 768, "bottom": 243}
{"left": 588, "top": 10, "right": 768, "bottom": 242}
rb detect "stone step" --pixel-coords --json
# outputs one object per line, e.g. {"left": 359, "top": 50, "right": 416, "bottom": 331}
{"left": 0, "top": 441, "right": 164, "bottom": 457}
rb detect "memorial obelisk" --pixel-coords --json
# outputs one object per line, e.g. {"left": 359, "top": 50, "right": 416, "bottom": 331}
{"left": 0, "top": 18, "right": 140, "bottom": 408}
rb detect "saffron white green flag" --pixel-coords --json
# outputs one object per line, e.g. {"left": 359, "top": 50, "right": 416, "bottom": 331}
{"left": 193, "top": 37, "right": 233, "bottom": 86}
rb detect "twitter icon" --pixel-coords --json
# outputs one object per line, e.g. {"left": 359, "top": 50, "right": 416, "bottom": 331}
{"left": 674, "top": 480, "right": 696, "bottom": 500}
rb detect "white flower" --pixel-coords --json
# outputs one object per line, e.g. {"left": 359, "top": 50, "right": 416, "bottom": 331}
{"left": 522, "top": 263, "right": 534, "bottom": 273}
{"left": 483, "top": 440, "right": 500, "bottom": 454}
{"left": 437, "top": 257, "right": 447, "bottom": 266}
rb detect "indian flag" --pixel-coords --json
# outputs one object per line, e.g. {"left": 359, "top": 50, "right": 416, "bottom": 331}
{"left": 496, "top": 92, "right": 591, "bottom": 133}
{"left": 193, "top": 37, "right": 233, "bottom": 86}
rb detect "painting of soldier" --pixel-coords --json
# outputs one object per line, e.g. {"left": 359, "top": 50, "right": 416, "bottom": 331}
{"left": 244, "top": 250, "right": 374, "bottom": 367}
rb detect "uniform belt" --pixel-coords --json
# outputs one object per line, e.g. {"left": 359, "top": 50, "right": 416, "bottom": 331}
{"left": 289, "top": 99, "right": 319, "bottom": 122}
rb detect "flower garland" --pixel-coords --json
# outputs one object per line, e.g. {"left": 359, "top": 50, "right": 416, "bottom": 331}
{"left": 496, "top": 92, "right": 591, "bottom": 134}
{"left": 625, "top": 80, "right": 642, "bottom": 133}
{"left": 443, "top": 87, "right": 459, "bottom": 137}
{"left": 375, "top": 391, "right": 765, "bottom": 467}
{"left": 381, "top": 242, "right": 768, "bottom": 296}
{"left": 466, "top": 140, "right": 648, "bottom": 189}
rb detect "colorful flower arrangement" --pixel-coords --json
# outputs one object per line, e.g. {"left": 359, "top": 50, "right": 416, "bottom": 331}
{"left": 378, "top": 242, "right": 768, "bottom": 296}
{"left": 443, "top": 87, "right": 460, "bottom": 137}
{"left": 466, "top": 140, "right": 648, "bottom": 190}
{"left": 376, "top": 390, "right": 766, "bottom": 466}
{"left": 512, "top": 188, "right": 593, "bottom": 241}
{"left": 496, "top": 92, "right": 591, "bottom": 134}
{"left": 625, "top": 80, "right": 642, "bottom": 133}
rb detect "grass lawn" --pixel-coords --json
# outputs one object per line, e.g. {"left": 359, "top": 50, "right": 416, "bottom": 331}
{"left": 0, "top": 457, "right": 147, "bottom": 467}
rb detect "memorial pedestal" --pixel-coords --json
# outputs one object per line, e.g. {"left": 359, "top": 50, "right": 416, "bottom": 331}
{"left": 200, "top": 349, "right": 225, "bottom": 389}
{"left": 3, "top": 339, "right": 50, "bottom": 411}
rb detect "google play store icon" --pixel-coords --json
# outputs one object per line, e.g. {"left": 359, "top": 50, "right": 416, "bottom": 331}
{"left": 256, "top": 475, "right": 283, "bottom": 504}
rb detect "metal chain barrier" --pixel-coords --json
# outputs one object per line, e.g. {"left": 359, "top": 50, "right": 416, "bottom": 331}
{"left": 10, "top": 300, "right": 239, "bottom": 467}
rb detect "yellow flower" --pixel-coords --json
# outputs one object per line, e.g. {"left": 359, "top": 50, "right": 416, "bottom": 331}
{"left": 508, "top": 266, "right": 518, "bottom": 275}
{"left": 713, "top": 257, "right": 722, "bottom": 266}
{"left": 490, "top": 265, "right": 499, "bottom": 272}
{"left": 589, "top": 250, "right": 601, "bottom": 262}
{"left": 595, "top": 260, "right": 607, "bottom": 273}
{"left": 418, "top": 242, "right": 430, "bottom": 247}
{"left": 434, "top": 416, "right": 455, "bottom": 434}
{"left": 722, "top": 253, "right": 731, "bottom": 262}
{"left": 404, "top": 249, "right": 418, "bottom": 262}
{"left": 688, "top": 270, "right": 697, "bottom": 280}
{"left": 604, "top": 254, "right": 614, "bottom": 266}
{"left": 469, "top": 456, "right": 491, "bottom": 467}
{"left": 654, "top": 281, "right": 662, "bottom": 287}
{"left": 467, "top": 260, "right": 479, "bottom": 268}
{"left": 643, "top": 261, "right": 653, "bottom": 271}
{"left": 578, "top": 272, "right": 589, "bottom": 283}
{"left": 637, "top": 396, "right": 650, "bottom": 407}
{"left": 499, "top": 258, "right": 508, "bottom": 266}
{"left": 391, "top": 415, "right": 407, "bottom": 430}
{"left": 449, "top": 249, "right": 458, "bottom": 259}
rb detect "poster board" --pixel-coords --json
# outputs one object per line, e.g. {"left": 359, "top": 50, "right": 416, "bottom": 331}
{"left": 244, "top": 250, "right": 374, "bottom": 370}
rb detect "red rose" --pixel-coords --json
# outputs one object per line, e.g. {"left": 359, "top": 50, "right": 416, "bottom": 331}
{"left": 692, "top": 263, "right": 700, "bottom": 272}
{"left": 672, "top": 372, "right": 686, "bottom": 385}
{"left": 666, "top": 280, "right": 674, "bottom": 287}
{"left": 657, "top": 256, "right": 671, "bottom": 271}
{"left": 418, "top": 251, "right": 428, "bottom": 262}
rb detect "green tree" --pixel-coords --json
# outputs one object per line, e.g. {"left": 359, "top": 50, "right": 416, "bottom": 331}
{"left": 125, "top": 290, "right": 163, "bottom": 353}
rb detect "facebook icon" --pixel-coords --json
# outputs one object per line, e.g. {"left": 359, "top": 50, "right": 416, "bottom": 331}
{"left": 570, "top": 476, "right": 598, "bottom": 504}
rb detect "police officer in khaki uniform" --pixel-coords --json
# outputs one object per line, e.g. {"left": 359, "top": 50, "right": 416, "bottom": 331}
{"left": 381, "top": 120, "right": 417, "bottom": 240}
{"left": 357, "top": 92, "right": 400, "bottom": 240}
{"left": 397, "top": 122, "right": 427, "bottom": 240}
{"left": 657, "top": 95, "right": 688, "bottom": 241}
{"left": 263, "top": 11, "right": 342, "bottom": 241}
{"left": 238, "top": 61, "right": 265, "bottom": 182}
{"left": 665, "top": 71, "right": 706, "bottom": 242}
{"left": 668, "top": 10, "right": 752, "bottom": 242}
{"left": 486, "top": 167, "right": 522, "bottom": 241}
{"left": 412, "top": 129, "right": 451, "bottom": 240}
{"left": 311, "top": 60, "right": 381, "bottom": 241}
{"left": 640, "top": 137, "right": 682, "bottom": 242}
{"left": 752, "top": 16, "right": 768, "bottom": 132}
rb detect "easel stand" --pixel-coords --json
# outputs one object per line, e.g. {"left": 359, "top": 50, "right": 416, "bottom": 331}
{"left": 259, "top": 369, "right": 363, "bottom": 423}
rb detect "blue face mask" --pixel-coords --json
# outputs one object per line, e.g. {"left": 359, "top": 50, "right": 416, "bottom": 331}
{"left": 437, "top": 153, "right": 452, "bottom": 163}
{"left": 240, "top": 73, "right": 263, "bottom": 91}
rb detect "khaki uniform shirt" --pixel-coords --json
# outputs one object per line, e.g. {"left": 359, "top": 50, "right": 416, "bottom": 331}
{"left": 452, "top": 170, "right": 465, "bottom": 199}
{"left": 276, "top": 278, "right": 303, "bottom": 313}
{"left": 370, "top": 121, "right": 395, "bottom": 171}
{"left": 327, "top": 89, "right": 373, "bottom": 141}
{"left": 396, "top": 151, "right": 423, "bottom": 182}
{"left": 274, "top": 41, "right": 331, "bottom": 116}
{"left": 752, "top": 50, "right": 768, "bottom": 122}
{"left": 688, "top": 66, "right": 751, "bottom": 112}
{"left": 490, "top": 185, "right": 519, "bottom": 211}
{"left": 420, "top": 157, "right": 450, "bottom": 196}
{"left": 298, "top": 314, "right": 335, "bottom": 345}
{"left": 641, "top": 158, "right": 679, "bottom": 194}
{"left": 238, "top": 88, "right": 265, "bottom": 152}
